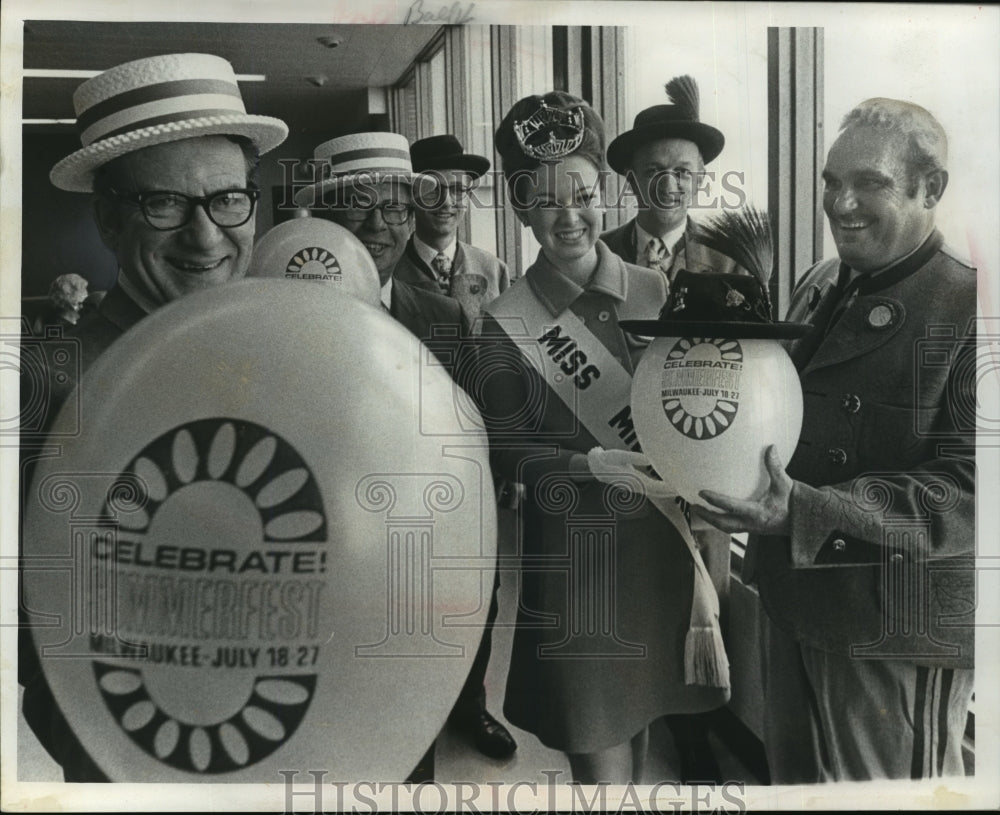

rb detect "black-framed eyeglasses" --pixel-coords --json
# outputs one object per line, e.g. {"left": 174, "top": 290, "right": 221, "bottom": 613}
{"left": 340, "top": 201, "right": 412, "bottom": 226}
{"left": 111, "top": 187, "right": 260, "bottom": 230}
{"left": 414, "top": 183, "right": 473, "bottom": 208}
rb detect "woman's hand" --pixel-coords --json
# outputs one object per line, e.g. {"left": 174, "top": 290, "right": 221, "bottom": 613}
{"left": 583, "top": 448, "right": 677, "bottom": 499}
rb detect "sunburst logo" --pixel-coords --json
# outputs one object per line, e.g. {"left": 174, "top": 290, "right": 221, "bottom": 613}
{"left": 660, "top": 338, "right": 743, "bottom": 440}
{"left": 285, "top": 247, "right": 342, "bottom": 281}
{"left": 93, "top": 664, "right": 316, "bottom": 772}
{"left": 96, "top": 418, "right": 328, "bottom": 773}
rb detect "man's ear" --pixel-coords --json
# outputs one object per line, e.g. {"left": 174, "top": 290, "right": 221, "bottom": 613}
{"left": 93, "top": 196, "right": 122, "bottom": 254}
{"left": 923, "top": 169, "right": 949, "bottom": 209}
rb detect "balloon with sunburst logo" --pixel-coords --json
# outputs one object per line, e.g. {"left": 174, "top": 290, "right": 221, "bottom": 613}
{"left": 631, "top": 334, "right": 803, "bottom": 505}
{"left": 622, "top": 208, "right": 810, "bottom": 507}
{"left": 23, "top": 279, "right": 495, "bottom": 781}
{"left": 247, "top": 217, "right": 380, "bottom": 306}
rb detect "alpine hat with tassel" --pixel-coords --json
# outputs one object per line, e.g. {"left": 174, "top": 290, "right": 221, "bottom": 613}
{"left": 607, "top": 75, "right": 726, "bottom": 173}
{"left": 621, "top": 206, "right": 813, "bottom": 340}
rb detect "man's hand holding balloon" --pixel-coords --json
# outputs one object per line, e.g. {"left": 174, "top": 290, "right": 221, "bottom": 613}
{"left": 696, "top": 444, "right": 793, "bottom": 536}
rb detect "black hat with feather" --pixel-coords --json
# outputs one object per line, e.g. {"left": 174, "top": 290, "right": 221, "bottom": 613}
{"left": 620, "top": 207, "right": 813, "bottom": 340}
{"left": 607, "top": 75, "right": 725, "bottom": 173}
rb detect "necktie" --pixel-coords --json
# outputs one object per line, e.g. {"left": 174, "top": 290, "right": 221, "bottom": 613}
{"left": 643, "top": 237, "right": 670, "bottom": 274}
{"left": 431, "top": 253, "right": 452, "bottom": 294}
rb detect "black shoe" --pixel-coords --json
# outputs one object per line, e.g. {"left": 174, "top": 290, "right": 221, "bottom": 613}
{"left": 455, "top": 708, "right": 517, "bottom": 760}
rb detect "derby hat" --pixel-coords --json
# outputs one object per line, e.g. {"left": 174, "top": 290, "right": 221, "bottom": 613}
{"left": 50, "top": 53, "right": 289, "bottom": 193}
{"left": 410, "top": 135, "right": 490, "bottom": 178}
{"left": 607, "top": 75, "right": 724, "bottom": 174}
{"left": 620, "top": 270, "right": 812, "bottom": 340}
{"left": 293, "top": 132, "right": 414, "bottom": 207}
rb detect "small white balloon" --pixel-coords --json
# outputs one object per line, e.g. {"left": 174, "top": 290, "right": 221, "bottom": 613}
{"left": 631, "top": 336, "right": 803, "bottom": 506}
{"left": 248, "top": 218, "right": 381, "bottom": 307}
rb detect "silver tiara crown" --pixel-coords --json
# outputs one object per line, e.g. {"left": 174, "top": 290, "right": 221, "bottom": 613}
{"left": 513, "top": 102, "right": 585, "bottom": 160}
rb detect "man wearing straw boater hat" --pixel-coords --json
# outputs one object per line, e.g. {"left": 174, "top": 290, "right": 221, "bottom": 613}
{"left": 379, "top": 134, "right": 518, "bottom": 762}
{"left": 20, "top": 52, "right": 289, "bottom": 781}
{"left": 603, "top": 75, "right": 745, "bottom": 282}
{"left": 393, "top": 135, "right": 510, "bottom": 328}
{"left": 40, "top": 52, "right": 288, "bottom": 417}
{"left": 296, "top": 133, "right": 468, "bottom": 781}
{"left": 295, "top": 132, "right": 465, "bottom": 372}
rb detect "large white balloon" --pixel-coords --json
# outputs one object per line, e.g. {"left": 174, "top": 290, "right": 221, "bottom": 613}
{"left": 631, "top": 336, "right": 803, "bottom": 506}
{"left": 23, "top": 280, "right": 494, "bottom": 781}
{"left": 247, "top": 217, "right": 381, "bottom": 307}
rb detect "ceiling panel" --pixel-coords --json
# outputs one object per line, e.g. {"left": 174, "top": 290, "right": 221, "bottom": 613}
{"left": 21, "top": 20, "right": 442, "bottom": 136}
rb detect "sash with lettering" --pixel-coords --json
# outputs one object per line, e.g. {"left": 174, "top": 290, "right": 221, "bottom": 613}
{"left": 484, "top": 278, "right": 729, "bottom": 689}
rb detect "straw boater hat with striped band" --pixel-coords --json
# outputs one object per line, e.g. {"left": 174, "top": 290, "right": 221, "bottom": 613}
{"left": 293, "top": 132, "right": 414, "bottom": 207}
{"left": 50, "top": 53, "right": 289, "bottom": 193}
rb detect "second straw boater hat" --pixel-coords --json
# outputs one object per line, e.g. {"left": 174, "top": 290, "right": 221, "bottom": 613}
{"left": 50, "top": 53, "right": 289, "bottom": 193}
{"left": 293, "top": 132, "right": 414, "bottom": 207}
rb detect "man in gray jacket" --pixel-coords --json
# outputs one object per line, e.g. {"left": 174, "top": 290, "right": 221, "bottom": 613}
{"left": 603, "top": 75, "right": 744, "bottom": 283}
{"left": 395, "top": 135, "right": 509, "bottom": 329}
{"left": 395, "top": 136, "right": 517, "bottom": 761}
{"left": 698, "top": 98, "right": 976, "bottom": 783}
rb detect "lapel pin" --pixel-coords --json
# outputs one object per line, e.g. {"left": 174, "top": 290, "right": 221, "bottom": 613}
{"left": 867, "top": 303, "right": 895, "bottom": 329}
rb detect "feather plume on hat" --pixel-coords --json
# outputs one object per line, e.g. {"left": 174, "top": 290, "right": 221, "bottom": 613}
{"left": 697, "top": 206, "right": 775, "bottom": 315}
{"left": 607, "top": 74, "right": 725, "bottom": 172}
{"left": 618, "top": 203, "right": 811, "bottom": 339}
{"left": 665, "top": 75, "right": 701, "bottom": 122}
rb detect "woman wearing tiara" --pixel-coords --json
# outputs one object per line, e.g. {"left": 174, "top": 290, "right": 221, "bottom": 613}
{"left": 476, "top": 92, "right": 729, "bottom": 783}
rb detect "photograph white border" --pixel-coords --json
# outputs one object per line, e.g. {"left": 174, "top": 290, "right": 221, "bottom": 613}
{"left": 2, "top": 1, "right": 998, "bottom": 811}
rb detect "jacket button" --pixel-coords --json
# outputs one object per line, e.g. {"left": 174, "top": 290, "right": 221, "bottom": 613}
{"left": 841, "top": 393, "right": 861, "bottom": 413}
{"left": 832, "top": 538, "right": 846, "bottom": 552}
{"left": 598, "top": 310, "right": 610, "bottom": 322}
{"left": 828, "top": 447, "right": 848, "bottom": 465}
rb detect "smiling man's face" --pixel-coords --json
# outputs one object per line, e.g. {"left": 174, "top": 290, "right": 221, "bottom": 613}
{"left": 412, "top": 169, "right": 474, "bottom": 248}
{"left": 330, "top": 179, "right": 414, "bottom": 285}
{"left": 822, "top": 125, "right": 935, "bottom": 273}
{"left": 97, "top": 136, "right": 255, "bottom": 306}
{"left": 628, "top": 137, "right": 703, "bottom": 236}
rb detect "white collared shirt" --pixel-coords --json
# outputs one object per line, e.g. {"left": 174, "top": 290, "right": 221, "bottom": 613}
{"left": 635, "top": 220, "right": 686, "bottom": 260}
{"left": 413, "top": 234, "right": 457, "bottom": 269}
